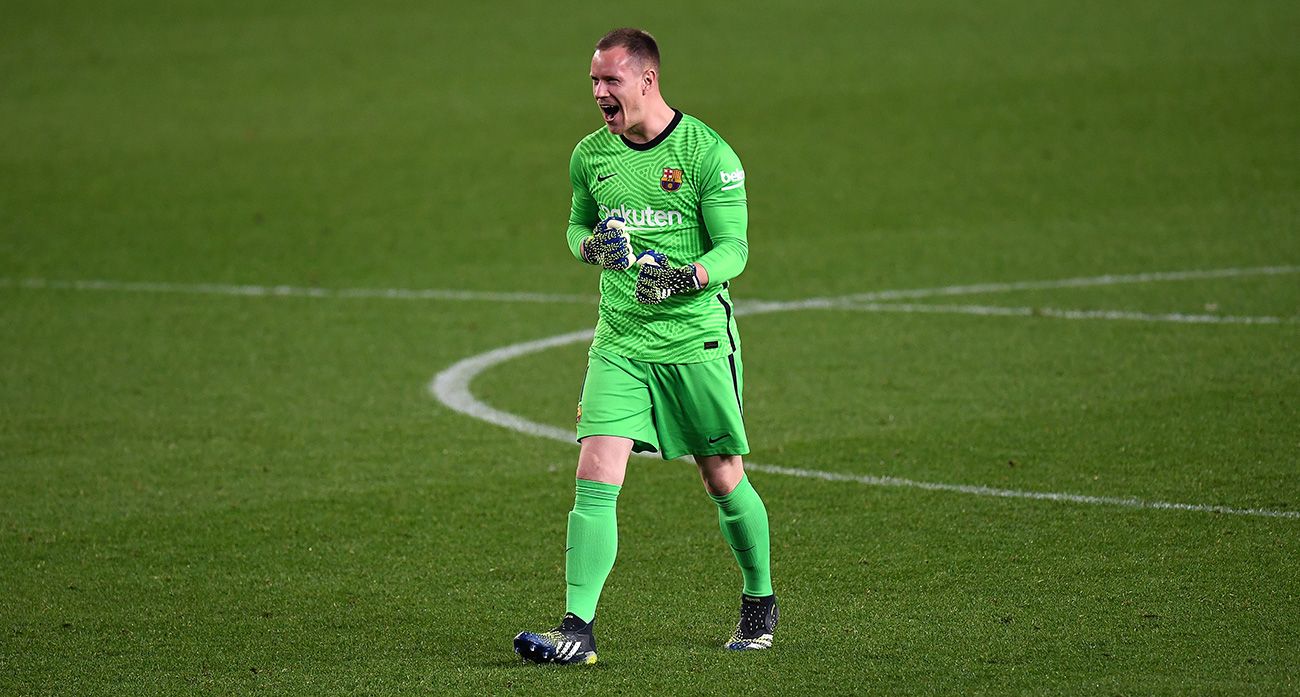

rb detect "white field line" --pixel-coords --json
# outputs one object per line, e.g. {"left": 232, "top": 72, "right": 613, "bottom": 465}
{"left": 430, "top": 329, "right": 595, "bottom": 444}
{"left": 6, "top": 264, "right": 1298, "bottom": 318}
{"left": 819, "top": 302, "right": 1296, "bottom": 325}
{"left": 15, "top": 274, "right": 1287, "bottom": 325}
{"left": 827, "top": 265, "right": 1300, "bottom": 303}
{"left": 745, "top": 464, "right": 1300, "bottom": 519}
{"left": 735, "top": 264, "right": 1300, "bottom": 324}
{"left": 0, "top": 277, "right": 593, "bottom": 305}
{"left": 429, "top": 326, "right": 1300, "bottom": 519}
{"left": 7, "top": 269, "right": 1296, "bottom": 514}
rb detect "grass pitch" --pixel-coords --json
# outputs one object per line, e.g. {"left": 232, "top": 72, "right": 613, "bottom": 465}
{"left": 2, "top": 1, "right": 1298, "bottom": 694}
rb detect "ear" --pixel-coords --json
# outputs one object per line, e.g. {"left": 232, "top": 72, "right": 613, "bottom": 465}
{"left": 642, "top": 68, "right": 656, "bottom": 94}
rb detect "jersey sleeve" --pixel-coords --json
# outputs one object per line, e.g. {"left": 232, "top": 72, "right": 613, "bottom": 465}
{"left": 695, "top": 138, "right": 748, "bottom": 288}
{"left": 565, "top": 144, "right": 599, "bottom": 262}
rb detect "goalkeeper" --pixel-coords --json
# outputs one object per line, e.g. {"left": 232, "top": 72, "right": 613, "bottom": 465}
{"left": 513, "top": 28, "right": 776, "bottom": 665}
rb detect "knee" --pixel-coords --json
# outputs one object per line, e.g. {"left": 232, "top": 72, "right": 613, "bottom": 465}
{"left": 577, "top": 459, "right": 617, "bottom": 483}
{"left": 576, "top": 436, "right": 632, "bottom": 486}
{"left": 698, "top": 455, "right": 745, "bottom": 496}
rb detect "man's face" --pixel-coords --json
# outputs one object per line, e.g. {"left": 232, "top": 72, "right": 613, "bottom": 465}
{"left": 590, "top": 46, "right": 647, "bottom": 135}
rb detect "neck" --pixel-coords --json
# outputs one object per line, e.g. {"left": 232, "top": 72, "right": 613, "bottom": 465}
{"left": 624, "top": 98, "right": 676, "bottom": 144}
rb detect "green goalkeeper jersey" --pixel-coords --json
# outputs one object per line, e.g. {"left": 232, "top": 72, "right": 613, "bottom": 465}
{"left": 566, "top": 110, "right": 749, "bottom": 364}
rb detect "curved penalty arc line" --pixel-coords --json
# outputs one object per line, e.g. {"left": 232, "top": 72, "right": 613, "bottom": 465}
{"left": 429, "top": 328, "right": 1299, "bottom": 520}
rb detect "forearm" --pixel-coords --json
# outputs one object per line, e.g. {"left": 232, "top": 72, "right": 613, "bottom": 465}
{"left": 566, "top": 155, "right": 599, "bottom": 263}
{"left": 695, "top": 236, "right": 748, "bottom": 288}
{"left": 697, "top": 198, "right": 748, "bottom": 288}
{"left": 691, "top": 262, "right": 709, "bottom": 287}
{"left": 567, "top": 222, "right": 595, "bottom": 263}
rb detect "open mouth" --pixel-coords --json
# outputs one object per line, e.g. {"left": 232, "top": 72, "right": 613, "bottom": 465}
{"left": 599, "top": 103, "right": 621, "bottom": 121}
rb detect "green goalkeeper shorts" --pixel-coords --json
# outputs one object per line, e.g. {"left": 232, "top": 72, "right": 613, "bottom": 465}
{"left": 576, "top": 346, "right": 749, "bottom": 460}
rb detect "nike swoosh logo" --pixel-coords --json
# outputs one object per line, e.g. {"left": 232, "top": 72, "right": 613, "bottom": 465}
{"left": 708, "top": 433, "right": 731, "bottom": 444}
{"left": 730, "top": 544, "right": 756, "bottom": 553}
{"left": 596, "top": 172, "right": 618, "bottom": 182}
{"left": 564, "top": 546, "right": 574, "bottom": 553}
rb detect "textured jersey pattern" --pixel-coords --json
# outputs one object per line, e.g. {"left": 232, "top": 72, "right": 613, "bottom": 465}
{"left": 568, "top": 112, "right": 747, "bottom": 364}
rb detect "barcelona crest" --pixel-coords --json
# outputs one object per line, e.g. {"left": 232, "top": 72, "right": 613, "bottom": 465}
{"left": 660, "top": 167, "right": 683, "bottom": 192}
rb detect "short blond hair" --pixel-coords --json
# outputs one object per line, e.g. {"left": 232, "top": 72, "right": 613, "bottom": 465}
{"left": 596, "top": 28, "right": 660, "bottom": 69}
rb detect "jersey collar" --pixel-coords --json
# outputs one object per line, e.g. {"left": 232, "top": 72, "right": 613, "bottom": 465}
{"left": 619, "top": 109, "right": 682, "bottom": 151}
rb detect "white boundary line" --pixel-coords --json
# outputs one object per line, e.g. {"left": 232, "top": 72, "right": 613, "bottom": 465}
{"left": 736, "top": 264, "right": 1300, "bottom": 323}
{"left": 7, "top": 267, "right": 1298, "bottom": 516}
{"left": 826, "top": 265, "right": 1300, "bottom": 303}
{"left": 5, "top": 265, "right": 1298, "bottom": 322}
{"left": 429, "top": 326, "right": 1299, "bottom": 520}
{"left": 744, "top": 464, "right": 1300, "bottom": 518}
{"left": 820, "top": 302, "right": 1294, "bottom": 325}
{"left": 430, "top": 329, "right": 594, "bottom": 445}
{"left": 0, "top": 277, "right": 593, "bottom": 305}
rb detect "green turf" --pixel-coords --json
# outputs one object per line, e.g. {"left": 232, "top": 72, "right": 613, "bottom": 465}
{"left": 2, "top": 0, "right": 1298, "bottom": 694}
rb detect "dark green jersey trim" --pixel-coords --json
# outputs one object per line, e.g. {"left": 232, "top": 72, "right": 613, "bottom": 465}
{"left": 717, "top": 294, "right": 737, "bottom": 352}
{"left": 727, "top": 353, "right": 743, "bottom": 414}
{"left": 619, "top": 109, "right": 683, "bottom": 151}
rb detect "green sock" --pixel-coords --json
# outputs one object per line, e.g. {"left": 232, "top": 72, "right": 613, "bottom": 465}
{"left": 564, "top": 478, "right": 621, "bottom": 623}
{"left": 709, "top": 474, "right": 774, "bottom": 597}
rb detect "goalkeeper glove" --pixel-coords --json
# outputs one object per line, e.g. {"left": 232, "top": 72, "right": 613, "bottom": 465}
{"left": 634, "top": 249, "right": 702, "bottom": 304}
{"left": 579, "top": 216, "right": 634, "bottom": 270}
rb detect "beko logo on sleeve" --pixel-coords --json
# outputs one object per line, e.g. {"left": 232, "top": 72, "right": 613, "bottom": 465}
{"left": 719, "top": 169, "right": 745, "bottom": 190}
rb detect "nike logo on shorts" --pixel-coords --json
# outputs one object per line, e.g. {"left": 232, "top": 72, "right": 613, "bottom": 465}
{"left": 708, "top": 433, "right": 731, "bottom": 444}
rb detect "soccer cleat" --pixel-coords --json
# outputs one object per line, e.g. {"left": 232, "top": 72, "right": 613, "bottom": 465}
{"left": 513, "top": 613, "right": 598, "bottom": 665}
{"left": 726, "top": 594, "right": 778, "bottom": 650}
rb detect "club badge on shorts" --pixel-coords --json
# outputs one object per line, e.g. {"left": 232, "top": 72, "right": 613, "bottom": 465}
{"left": 660, "top": 167, "right": 683, "bottom": 192}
